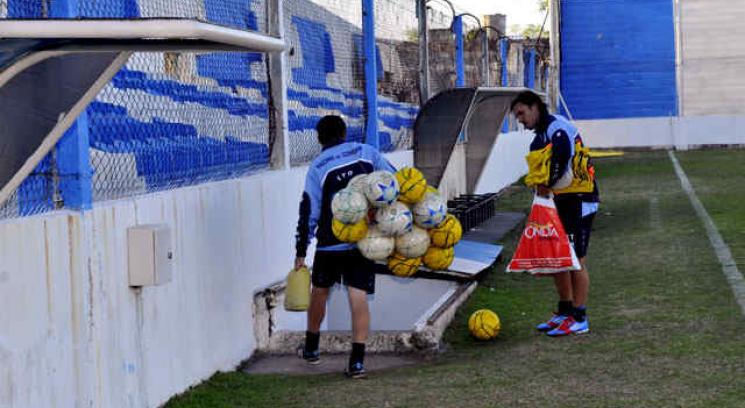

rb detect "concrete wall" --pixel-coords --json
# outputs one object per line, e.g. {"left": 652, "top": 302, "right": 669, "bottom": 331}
{"left": 0, "top": 149, "right": 413, "bottom": 408}
{"left": 0, "top": 173, "right": 301, "bottom": 407}
{"left": 325, "top": 276, "right": 457, "bottom": 331}
{"left": 678, "top": 0, "right": 745, "bottom": 117}
{"left": 575, "top": 115, "right": 745, "bottom": 149}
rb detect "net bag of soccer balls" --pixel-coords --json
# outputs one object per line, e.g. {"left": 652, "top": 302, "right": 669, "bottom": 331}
{"left": 331, "top": 167, "right": 463, "bottom": 277}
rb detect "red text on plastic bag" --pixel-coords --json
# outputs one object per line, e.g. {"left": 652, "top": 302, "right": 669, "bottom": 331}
{"left": 507, "top": 196, "right": 580, "bottom": 274}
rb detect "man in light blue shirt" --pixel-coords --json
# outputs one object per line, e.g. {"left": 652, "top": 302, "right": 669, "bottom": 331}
{"left": 294, "top": 115, "right": 395, "bottom": 378}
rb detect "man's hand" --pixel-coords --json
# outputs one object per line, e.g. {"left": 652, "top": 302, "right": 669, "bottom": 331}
{"left": 294, "top": 257, "right": 306, "bottom": 270}
{"left": 536, "top": 185, "right": 552, "bottom": 198}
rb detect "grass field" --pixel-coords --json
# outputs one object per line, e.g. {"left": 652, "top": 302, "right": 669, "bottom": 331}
{"left": 166, "top": 150, "right": 745, "bottom": 408}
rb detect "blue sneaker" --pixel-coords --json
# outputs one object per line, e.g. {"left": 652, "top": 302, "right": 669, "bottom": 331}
{"left": 546, "top": 316, "right": 590, "bottom": 337}
{"left": 570, "top": 318, "right": 589, "bottom": 334}
{"left": 345, "top": 362, "right": 367, "bottom": 379}
{"left": 297, "top": 345, "right": 321, "bottom": 365}
{"left": 536, "top": 314, "right": 567, "bottom": 332}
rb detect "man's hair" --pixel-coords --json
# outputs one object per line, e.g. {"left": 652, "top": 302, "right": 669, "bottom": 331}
{"left": 510, "top": 90, "right": 548, "bottom": 117}
{"left": 316, "top": 115, "right": 347, "bottom": 146}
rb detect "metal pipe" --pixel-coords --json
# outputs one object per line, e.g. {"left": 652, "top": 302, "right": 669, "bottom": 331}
{"left": 525, "top": 48, "right": 536, "bottom": 89}
{"left": 0, "top": 19, "right": 288, "bottom": 52}
{"left": 453, "top": 15, "right": 465, "bottom": 87}
{"left": 452, "top": 13, "right": 482, "bottom": 88}
{"left": 267, "top": 0, "right": 290, "bottom": 170}
{"left": 457, "top": 12, "right": 481, "bottom": 29}
{"left": 417, "top": 0, "right": 430, "bottom": 105}
{"left": 362, "top": 0, "right": 379, "bottom": 148}
{"left": 481, "top": 30, "right": 489, "bottom": 86}
{"left": 425, "top": 0, "right": 455, "bottom": 20}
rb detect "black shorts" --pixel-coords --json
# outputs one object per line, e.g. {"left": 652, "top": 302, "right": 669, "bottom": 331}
{"left": 312, "top": 249, "right": 378, "bottom": 294}
{"left": 554, "top": 195, "right": 596, "bottom": 259}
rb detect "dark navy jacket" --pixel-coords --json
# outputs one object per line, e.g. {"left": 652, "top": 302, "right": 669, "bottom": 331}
{"left": 531, "top": 114, "right": 600, "bottom": 204}
{"left": 295, "top": 142, "right": 396, "bottom": 257}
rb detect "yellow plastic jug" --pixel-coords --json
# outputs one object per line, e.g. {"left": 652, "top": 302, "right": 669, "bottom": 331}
{"left": 284, "top": 266, "right": 310, "bottom": 311}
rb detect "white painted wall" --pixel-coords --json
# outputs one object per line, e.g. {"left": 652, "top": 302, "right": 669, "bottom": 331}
{"left": 475, "top": 130, "right": 532, "bottom": 194}
{"left": 0, "top": 144, "right": 537, "bottom": 408}
{"left": 673, "top": 115, "right": 745, "bottom": 147}
{"left": 575, "top": 116, "right": 745, "bottom": 149}
{"left": 574, "top": 117, "right": 676, "bottom": 148}
{"left": 0, "top": 149, "right": 410, "bottom": 408}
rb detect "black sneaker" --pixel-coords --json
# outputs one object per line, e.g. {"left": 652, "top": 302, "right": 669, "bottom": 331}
{"left": 296, "top": 345, "right": 320, "bottom": 365}
{"left": 345, "top": 362, "right": 367, "bottom": 379}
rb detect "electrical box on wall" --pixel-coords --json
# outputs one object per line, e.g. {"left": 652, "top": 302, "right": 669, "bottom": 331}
{"left": 127, "top": 224, "right": 173, "bottom": 287}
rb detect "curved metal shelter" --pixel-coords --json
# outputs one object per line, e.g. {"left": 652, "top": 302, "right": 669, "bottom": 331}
{"left": 413, "top": 87, "right": 544, "bottom": 193}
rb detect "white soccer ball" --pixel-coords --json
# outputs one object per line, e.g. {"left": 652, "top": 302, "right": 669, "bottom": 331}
{"left": 364, "top": 171, "right": 400, "bottom": 208}
{"left": 331, "top": 188, "right": 369, "bottom": 224}
{"left": 347, "top": 174, "right": 369, "bottom": 193}
{"left": 395, "top": 226, "right": 430, "bottom": 258}
{"left": 357, "top": 225, "right": 395, "bottom": 261}
{"left": 375, "top": 201, "right": 413, "bottom": 237}
{"left": 412, "top": 191, "right": 447, "bottom": 228}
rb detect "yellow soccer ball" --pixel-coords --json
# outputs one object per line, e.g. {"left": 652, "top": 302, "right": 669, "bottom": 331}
{"left": 332, "top": 218, "right": 368, "bottom": 243}
{"left": 395, "top": 167, "right": 427, "bottom": 204}
{"left": 468, "top": 309, "right": 501, "bottom": 340}
{"left": 422, "top": 246, "right": 454, "bottom": 270}
{"left": 429, "top": 214, "right": 463, "bottom": 248}
{"left": 387, "top": 253, "right": 422, "bottom": 278}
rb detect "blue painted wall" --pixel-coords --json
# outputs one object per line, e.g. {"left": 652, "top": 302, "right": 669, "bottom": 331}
{"left": 524, "top": 48, "right": 536, "bottom": 89}
{"left": 560, "top": 0, "right": 677, "bottom": 119}
{"left": 7, "top": 0, "right": 43, "bottom": 17}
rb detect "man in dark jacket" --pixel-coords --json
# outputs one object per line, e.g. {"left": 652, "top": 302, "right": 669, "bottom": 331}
{"left": 511, "top": 91, "right": 600, "bottom": 336}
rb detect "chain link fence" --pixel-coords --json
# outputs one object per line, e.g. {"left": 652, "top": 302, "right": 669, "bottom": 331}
{"left": 374, "top": 0, "right": 418, "bottom": 153}
{"left": 1, "top": 0, "right": 272, "bottom": 215}
{"left": 463, "top": 28, "right": 483, "bottom": 87}
{"left": 485, "top": 32, "right": 503, "bottom": 88}
{"left": 0, "top": 155, "right": 57, "bottom": 219}
{"left": 90, "top": 0, "right": 270, "bottom": 201}
{"left": 285, "top": 0, "right": 364, "bottom": 165}
{"left": 90, "top": 49, "right": 271, "bottom": 202}
{"left": 0, "top": 0, "right": 552, "bottom": 220}
{"left": 286, "top": 0, "right": 418, "bottom": 165}
{"left": 426, "top": 5, "right": 454, "bottom": 97}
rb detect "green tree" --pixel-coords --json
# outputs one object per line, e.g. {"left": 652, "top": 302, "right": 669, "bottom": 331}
{"left": 518, "top": 24, "right": 549, "bottom": 40}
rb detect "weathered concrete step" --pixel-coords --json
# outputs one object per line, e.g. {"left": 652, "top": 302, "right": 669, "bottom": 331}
{"left": 243, "top": 353, "right": 424, "bottom": 376}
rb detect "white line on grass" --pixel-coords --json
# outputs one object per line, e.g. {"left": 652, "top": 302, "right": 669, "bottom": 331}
{"left": 649, "top": 197, "right": 662, "bottom": 230}
{"left": 669, "top": 150, "right": 745, "bottom": 317}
